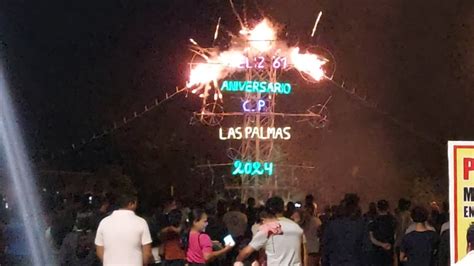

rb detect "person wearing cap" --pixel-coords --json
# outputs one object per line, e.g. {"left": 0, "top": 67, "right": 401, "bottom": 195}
{"left": 456, "top": 223, "right": 474, "bottom": 265}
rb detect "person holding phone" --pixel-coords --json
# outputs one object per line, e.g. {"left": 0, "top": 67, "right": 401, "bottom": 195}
{"left": 186, "top": 208, "right": 233, "bottom": 266}
{"left": 224, "top": 235, "right": 236, "bottom": 247}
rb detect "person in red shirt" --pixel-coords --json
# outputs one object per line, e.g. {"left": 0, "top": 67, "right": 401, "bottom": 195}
{"left": 160, "top": 209, "right": 186, "bottom": 266}
{"left": 186, "top": 208, "right": 232, "bottom": 266}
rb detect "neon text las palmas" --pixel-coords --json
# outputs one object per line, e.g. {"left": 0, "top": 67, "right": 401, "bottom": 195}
{"left": 219, "top": 127, "right": 291, "bottom": 140}
{"left": 221, "top": 80, "right": 292, "bottom": 95}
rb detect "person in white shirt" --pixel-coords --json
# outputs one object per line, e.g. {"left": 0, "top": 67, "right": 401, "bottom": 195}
{"left": 235, "top": 196, "right": 305, "bottom": 266}
{"left": 456, "top": 224, "right": 474, "bottom": 265}
{"left": 95, "top": 192, "right": 152, "bottom": 266}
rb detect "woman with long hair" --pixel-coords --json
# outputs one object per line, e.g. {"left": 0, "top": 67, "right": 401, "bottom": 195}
{"left": 186, "top": 208, "right": 232, "bottom": 266}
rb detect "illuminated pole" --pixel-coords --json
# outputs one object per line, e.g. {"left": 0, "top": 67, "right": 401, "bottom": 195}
{"left": 239, "top": 53, "right": 278, "bottom": 200}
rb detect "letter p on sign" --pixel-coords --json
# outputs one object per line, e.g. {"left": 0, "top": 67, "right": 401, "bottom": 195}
{"left": 464, "top": 158, "right": 474, "bottom": 180}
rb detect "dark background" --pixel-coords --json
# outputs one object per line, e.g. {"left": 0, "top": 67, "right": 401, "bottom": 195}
{"left": 1, "top": 0, "right": 473, "bottom": 205}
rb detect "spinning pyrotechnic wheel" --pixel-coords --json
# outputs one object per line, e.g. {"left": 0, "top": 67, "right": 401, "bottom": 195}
{"left": 195, "top": 103, "right": 224, "bottom": 126}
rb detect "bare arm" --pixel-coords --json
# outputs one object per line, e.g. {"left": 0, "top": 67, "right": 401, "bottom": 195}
{"left": 142, "top": 243, "right": 152, "bottom": 265}
{"left": 235, "top": 245, "right": 256, "bottom": 262}
{"left": 96, "top": 245, "right": 104, "bottom": 262}
{"left": 399, "top": 251, "right": 408, "bottom": 262}
{"left": 369, "top": 231, "right": 390, "bottom": 250}
{"left": 302, "top": 242, "right": 309, "bottom": 266}
{"left": 203, "top": 245, "right": 233, "bottom": 262}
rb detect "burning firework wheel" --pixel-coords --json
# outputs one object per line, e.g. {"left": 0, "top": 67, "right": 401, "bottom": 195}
{"left": 195, "top": 103, "right": 224, "bottom": 126}
{"left": 308, "top": 104, "right": 329, "bottom": 128}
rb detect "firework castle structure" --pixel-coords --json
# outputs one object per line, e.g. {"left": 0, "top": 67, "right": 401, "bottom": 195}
{"left": 186, "top": 19, "right": 329, "bottom": 201}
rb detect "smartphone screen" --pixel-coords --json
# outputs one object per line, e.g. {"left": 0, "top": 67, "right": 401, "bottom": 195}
{"left": 223, "top": 234, "right": 235, "bottom": 247}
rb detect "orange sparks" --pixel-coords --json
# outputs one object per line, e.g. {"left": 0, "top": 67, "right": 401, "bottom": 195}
{"left": 218, "top": 50, "right": 247, "bottom": 68}
{"left": 244, "top": 19, "right": 276, "bottom": 52}
{"left": 187, "top": 17, "right": 328, "bottom": 100}
{"left": 290, "top": 48, "right": 327, "bottom": 81}
{"left": 186, "top": 63, "right": 223, "bottom": 88}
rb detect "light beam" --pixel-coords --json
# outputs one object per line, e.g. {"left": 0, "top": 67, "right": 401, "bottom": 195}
{"left": 0, "top": 62, "right": 55, "bottom": 265}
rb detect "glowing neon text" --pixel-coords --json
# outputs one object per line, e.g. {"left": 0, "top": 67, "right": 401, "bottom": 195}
{"left": 232, "top": 160, "right": 274, "bottom": 176}
{"left": 243, "top": 99, "right": 266, "bottom": 112}
{"left": 219, "top": 127, "right": 291, "bottom": 140}
{"left": 221, "top": 80, "right": 292, "bottom": 95}
{"left": 238, "top": 56, "right": 288, "bottom": 69}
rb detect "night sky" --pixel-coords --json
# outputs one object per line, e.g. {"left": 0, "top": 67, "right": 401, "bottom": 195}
{"left": 1, "top": 0, "right": 473, "bottom": 205}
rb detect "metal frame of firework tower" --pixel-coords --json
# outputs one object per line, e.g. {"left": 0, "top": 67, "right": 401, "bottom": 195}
{"left": 193, "top": 53, "right": 327, "bottom": 201}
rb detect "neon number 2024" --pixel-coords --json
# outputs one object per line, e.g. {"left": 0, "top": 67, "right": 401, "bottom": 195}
{"left": 232, "top": 160, "right": 274, "bottom": 176}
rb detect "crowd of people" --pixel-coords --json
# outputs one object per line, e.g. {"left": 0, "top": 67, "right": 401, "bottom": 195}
{"left": 0, "top": 189, "right": 472, "bottom": 265}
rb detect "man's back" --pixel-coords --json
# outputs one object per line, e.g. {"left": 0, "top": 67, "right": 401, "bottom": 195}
{"left": 370, "top": 214, "right": 396, "bottom": 245}
{"left": 250, "top": 217, "right": 303, "bottom": 265}
{"left": 400, "top": 230, "right": 438, "bottom": 266}
{"left": 322, "top": 217, "right": 366, "bottom": 266}
{"left": 95, "top": 210, "right": 152, "bottom": 266}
